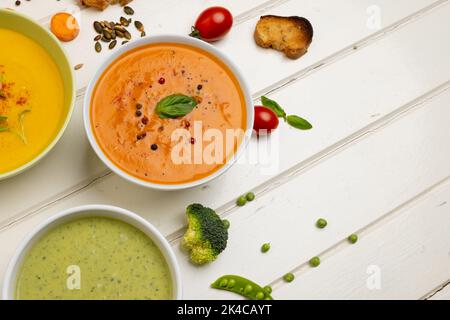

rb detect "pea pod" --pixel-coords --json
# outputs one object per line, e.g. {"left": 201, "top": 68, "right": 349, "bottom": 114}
{"left": 211, "top": 275, "right": 274, "bottom": 300}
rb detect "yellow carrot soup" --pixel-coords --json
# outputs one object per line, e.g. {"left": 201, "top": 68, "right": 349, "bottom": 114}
{"left": 0, "top": 28, "right": 64, "bottom": 174}
{"left": 91, "top": 43, "right": 247, "bottom": 185}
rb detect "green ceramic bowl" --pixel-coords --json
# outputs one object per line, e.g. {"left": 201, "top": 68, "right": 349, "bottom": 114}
{"left": 0, "top": 9, "right": 75, "bottom": 180}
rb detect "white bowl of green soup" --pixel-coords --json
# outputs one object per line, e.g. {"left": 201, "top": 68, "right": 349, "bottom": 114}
{"left": 2, "top": 205, "right": 181, "bottom": 300}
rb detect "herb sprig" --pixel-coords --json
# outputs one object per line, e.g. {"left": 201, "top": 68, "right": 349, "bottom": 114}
{"left": 156, "top": 94, "right": 198, "bottom": 119}
{"left": 261, "top": 96, "right": 312, "bottom": 130}
{"left": 0, "top": 110, "right": 31, "bottom": 144}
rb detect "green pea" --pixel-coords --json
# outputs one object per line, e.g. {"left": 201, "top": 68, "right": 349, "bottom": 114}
{"left": 261, "top": 243, "right": 271, "bottom": 253}
{"left": 283, "top": 273, "right": 295, "bottom": 283}
{"left": 255, "top": 292, "right": 265, "bottom": 300}
{"left": 263, "top": 285, "right": 272, "bottom": 294}
{"left": 211, "top": 275, "right": 273, "bottom": 300}
{"left": 246, "top": 192, "right": 256, "bottom": 201}
{"left": 219, "top": 279, "right": 228, "bottom": 287}
{"left": 236, "top": 196, "right": 247, "bottom": 207}
{"left": 316, "top": 218, "right": 327, "bottom": 229}
{"left": 244, "top": 284, "right": 253, "bottom": 294}
{"left": 348, "top": 234, "right": 358, "bottom": 244}
{"left": 223, "top": 219, "right": 230, "bottom": 230}
{"left": 309, "top": 256, "right": 321, "bottom": 267}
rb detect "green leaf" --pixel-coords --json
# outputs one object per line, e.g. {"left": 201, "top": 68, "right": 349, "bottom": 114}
{"left": 156, "top": 94, "right": 198, "bottom": 119}
{"left": 16, "top": 109, "right": 31, "bottom": 144}
{"left": 0, "top": 115, "right": 7, "bottom": 121}
{"left": 0, "top": 126, "right": 8, "bottom": 132}
{"left": 261, "top": 96, "right": 287, "bottom": 120}
{"left": 286, "top": 115, "right": 313, "bottom": 130}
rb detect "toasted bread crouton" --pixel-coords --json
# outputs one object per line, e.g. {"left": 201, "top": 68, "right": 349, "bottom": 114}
{"left": 254, "top": 15, "right": 313, "bottom": 59}
{"left": 80, "top": 0, "right": 133, "bottom": 10}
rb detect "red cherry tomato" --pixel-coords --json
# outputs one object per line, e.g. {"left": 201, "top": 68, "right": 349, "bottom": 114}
{"left": 190, "top": 7, "right": 233, "bottom": 42}
{"left": 253, "top": 106, "right": 279, "bottom": 134}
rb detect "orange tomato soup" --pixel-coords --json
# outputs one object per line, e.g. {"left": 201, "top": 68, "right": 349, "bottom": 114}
{"left": 91, "top": 43, "right": 246, "bottom": 184}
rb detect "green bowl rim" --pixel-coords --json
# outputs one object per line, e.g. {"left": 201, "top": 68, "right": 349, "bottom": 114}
{"left": 0, "top": 9, "right": 76, "bottom": 181}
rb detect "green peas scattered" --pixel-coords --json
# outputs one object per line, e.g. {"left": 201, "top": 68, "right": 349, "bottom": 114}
{"left": 236, "top": 196, "right": 247, "bottom": 207}
{"left": 211, "top": 275, "right": 273, "bottom": 300}
{"left": 246, "top": 192, "right": 256, "bottom": 201}
{"left": 261, "top": 243, "right": 271, "bottom": 253}
{"left": 348, "top": 234, "right": 358, "bottom": 244}
{"left": 316, "top": 218, "right": 328, "bottom": 229}
{"left": 283, "top": 273, "right": 295, "bottom": 283}
{"left": 263, "top": 285, "right": 272, "bottom": 294}
{"left": 223, "top": 219, "right": 230, "bottom": 230}
{"left": 255, "top": 292, "right": 265, "bottom": 300}
{"left": 309, "top": 256, "right": 321, "bottom": 267}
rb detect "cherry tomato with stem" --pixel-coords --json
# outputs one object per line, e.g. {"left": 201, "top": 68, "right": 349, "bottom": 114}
{"left": 190, "top": 7, "right": 233, "bottom": 42}
{"left": 253, "top": 106, "right": 279, "bottom": 135}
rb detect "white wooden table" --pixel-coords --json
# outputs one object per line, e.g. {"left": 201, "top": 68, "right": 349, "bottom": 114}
{"left": 1, "top": 0, "right": 449, "bottom": 300}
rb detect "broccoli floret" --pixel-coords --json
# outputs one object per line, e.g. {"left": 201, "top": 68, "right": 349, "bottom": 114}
{"left": 182, "top": 203, "right": 228, "bottom": 265}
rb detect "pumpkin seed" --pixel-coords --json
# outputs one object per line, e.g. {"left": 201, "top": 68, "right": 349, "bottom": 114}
{"left": 116, "top": 30, "right": 125, "bottom": 38}
{"left": 93, "top": 21, "right": 103, "bottom": 34}
{"left": 124, "top": 30, "right": 131, "bottom": 40}
{"left": 134, "top": 21, "right": 144, "bottom": 32}
{"left": 109, "top": 40, "right": 117, "bottom": 50}
{"left": 124, "top": 6, "right": 134, "bottom": 15}
{"left": 114, "top": 25, "right": 126, "bottom": 32}
{"left": 141, "top": 31, "right": 146, "bottom": 37}
{"left": 94, "top": 35, "right": 101, "bottom": 41}
{"left": 101, "top": 36, "right": 111, "bottom": 43}
{"left": 95, "top": 42, "right": 102, "bottom": 53}
{"left": 103, "top": 29, "right": 112, "bottom": 40}
{"left": 121, "top": 41, "right": 129, "bottom": 45}
{"left": 120, "top": 16, "right": 129, "bottom": 26}
{"left": 74, "top": 64, "right": 83, "bottom": 71}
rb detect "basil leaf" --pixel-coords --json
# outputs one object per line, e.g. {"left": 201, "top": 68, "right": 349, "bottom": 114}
{"left": 156, "top": 94, "right": 198, "bottom": 119}
{"left": 286, "top": 115, "right": 313, "bottom": 130}
{"left": 261, "top": 96, "right": 286, "bottom": 120}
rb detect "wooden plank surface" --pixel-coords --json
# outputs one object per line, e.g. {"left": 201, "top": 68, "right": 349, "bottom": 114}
{"left": 0, "top": 0, "right": 449, "bottom": 300}
{"left": 0, "top": 0, "right": 443, "bottom": 228}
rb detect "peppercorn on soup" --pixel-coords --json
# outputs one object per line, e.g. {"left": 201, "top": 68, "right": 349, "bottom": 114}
{"left": 15, "top": 217, "right": 173, "bottom": 300}
{"left": 0, "top": 28, "right": 65, "bottom": 174}
{"left": 90, "top": 43, "right": 247, "bottom": 185}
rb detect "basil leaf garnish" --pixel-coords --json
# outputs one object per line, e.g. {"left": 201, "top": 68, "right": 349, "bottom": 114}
{"left": 155, "top": 94, "right": 198, "bottom": 119}
{"left": 286, "top": 115, "right": 313, "bottom": 130}
{"left": 261, "top": 96, "right": 287, "bottom": 120}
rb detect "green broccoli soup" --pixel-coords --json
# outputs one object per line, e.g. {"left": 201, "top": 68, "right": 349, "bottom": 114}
{"left": 15, "top": 217, "right": 173, "bottom": 300}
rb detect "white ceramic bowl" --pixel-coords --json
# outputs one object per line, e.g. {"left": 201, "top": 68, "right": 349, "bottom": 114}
{"left": 83, "top": 35, "right": 254, "bottom": 191}
{"left": 2, "top": 205, "right": 182, "bottom": 300}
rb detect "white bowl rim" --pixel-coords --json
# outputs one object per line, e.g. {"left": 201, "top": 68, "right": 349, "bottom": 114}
{"left": 2, "top": 204, "right": 182, "bottom": 300}
{"left": 83, "top": 34, "right": 254, "bottom": 191}
{"left": 0, "top": 9, "right": 76, "bottom": 181}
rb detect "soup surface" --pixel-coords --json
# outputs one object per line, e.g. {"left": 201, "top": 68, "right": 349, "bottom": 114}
{"left": 15, "top": 217, "right": 173, "bottom": 300}
{"left": 0, "top": 28, "right": 64, "bottom": 174}
{"left": 91, "top": 43, "right": 247, "bottom": 184}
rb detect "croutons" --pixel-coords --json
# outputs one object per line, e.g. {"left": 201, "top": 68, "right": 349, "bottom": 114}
{"left": 254, "top": 15, "right": 313, "bottom": 59}
{"left": 80, "top": 0, "right": 133, "bottom": 11}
